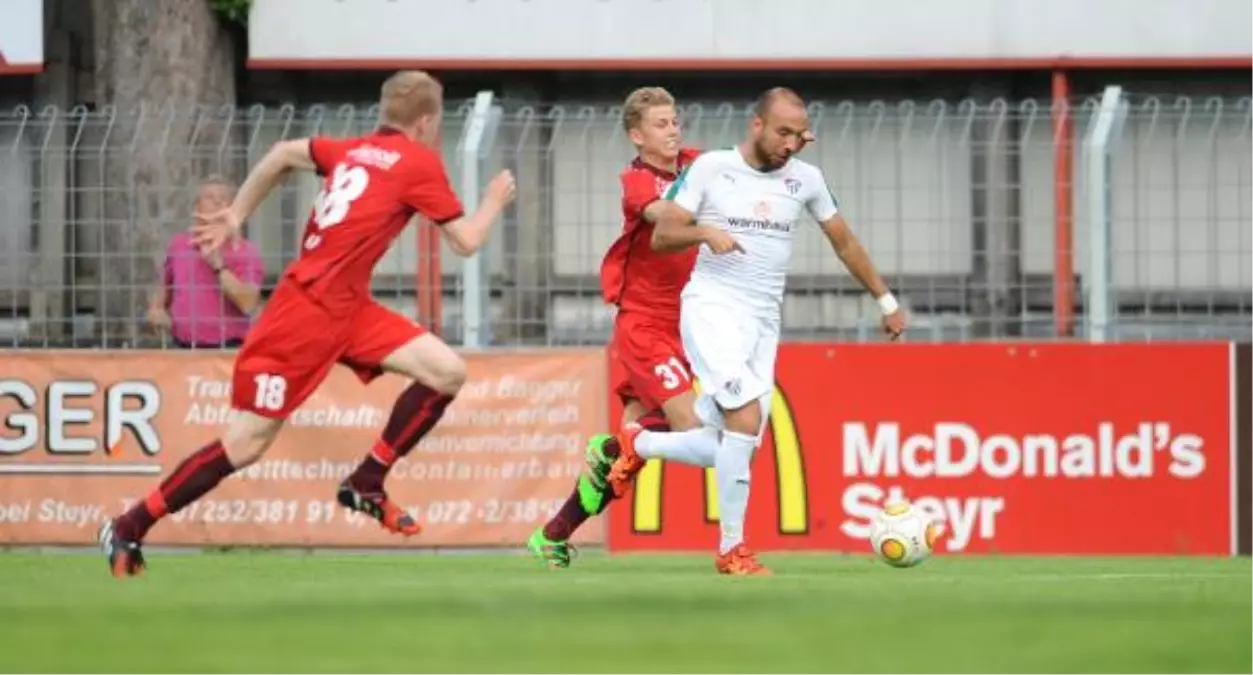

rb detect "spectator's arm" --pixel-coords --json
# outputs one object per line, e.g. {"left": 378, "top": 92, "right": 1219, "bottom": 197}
{"left": 216, "top": 269, "right": 260, "bottom": 314}
{"left": 154, "top": 253, "right": 173, "bottom": 307}
{"left": 147, "top": 251, "right": 174, "bottom": 332}
{"left": 149, "top": 284, "right": 169, "bottom": 312}
{"left": 218, "top": 244, "right": 263, "bottom": 314}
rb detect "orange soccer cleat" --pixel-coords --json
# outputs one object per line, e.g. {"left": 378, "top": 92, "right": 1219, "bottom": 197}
{"left": 715, "top": 544, "right": 772, "bottom": 576}
{"left": 336, "top": 480, "right": 422, "bottom": 537}
{"left": 605, "top": 422, "right": 647, "bottom": 498}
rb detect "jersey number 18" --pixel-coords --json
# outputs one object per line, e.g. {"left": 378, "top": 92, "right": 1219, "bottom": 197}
{"left": 307, "top": 164, "right": 370, "bottom": 250}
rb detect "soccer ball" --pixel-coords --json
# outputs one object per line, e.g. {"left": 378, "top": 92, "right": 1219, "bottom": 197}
{"left": 869, "top": 500, "right": 943, "bottom": 568}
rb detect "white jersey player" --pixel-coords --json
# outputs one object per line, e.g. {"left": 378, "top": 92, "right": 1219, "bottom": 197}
{"left": 607, "top": 88, "right": 905, "bottom": 575}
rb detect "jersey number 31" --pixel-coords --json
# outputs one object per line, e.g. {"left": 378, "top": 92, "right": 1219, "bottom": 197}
{"left": 307, "top": 164, "right": 369, "bottom": 249}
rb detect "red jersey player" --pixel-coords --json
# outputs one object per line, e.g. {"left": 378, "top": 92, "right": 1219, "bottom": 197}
{"left": 99, "top": 71, "right": 516, "bottom": 577}
{"left": 528, "top": 87, "right": 715, "bottom": 568}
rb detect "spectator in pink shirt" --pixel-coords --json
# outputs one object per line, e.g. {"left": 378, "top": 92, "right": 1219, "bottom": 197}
{"left": 147, "top": 176, "right": 264, "bottom": 349}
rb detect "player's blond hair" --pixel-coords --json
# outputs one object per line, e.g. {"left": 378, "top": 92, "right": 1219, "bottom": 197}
{"left": 380, "top": 70, "right": 444, "bottom": 127}
{"left": 622, "top": 87, "right": 676, "bottom": 133}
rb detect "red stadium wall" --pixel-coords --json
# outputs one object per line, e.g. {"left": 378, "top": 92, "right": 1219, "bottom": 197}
{"left": 606, "top": 342, "right": 1244, "bottom": 556}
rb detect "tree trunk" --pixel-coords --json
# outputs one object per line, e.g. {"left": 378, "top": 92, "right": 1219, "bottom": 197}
{"left": 90, "top": 0, "right": 237, "bottom": 346}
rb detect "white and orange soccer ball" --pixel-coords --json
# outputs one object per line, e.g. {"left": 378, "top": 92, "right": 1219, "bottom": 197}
{"left": 869, "top": 500, "right": 943, "bottom": 568}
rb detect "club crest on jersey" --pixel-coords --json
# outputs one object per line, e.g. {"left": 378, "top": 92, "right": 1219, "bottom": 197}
{"left": 656, "top": 177, "right": 673, "bottom": 195}
{"left": 784, "top": 177, "right": 802, "bottom": 195}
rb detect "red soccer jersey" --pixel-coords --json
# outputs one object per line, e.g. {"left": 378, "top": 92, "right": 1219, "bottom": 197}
{"left": 599, "top": 147, "right": 701, "bottom": 322}
{"left": 285, "top": 127, "right": 464, "bottom": 315}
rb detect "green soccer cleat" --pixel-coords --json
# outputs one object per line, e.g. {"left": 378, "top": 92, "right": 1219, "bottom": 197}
{"left": 527, "top": 528, "right": 575, "bottom": 569}
{"left": 583, "top": 433, "right": 615, "bottom": 489}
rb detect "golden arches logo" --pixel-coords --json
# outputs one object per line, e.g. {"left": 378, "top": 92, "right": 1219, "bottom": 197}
{"left": 630, "top": 384, "right": 808, "bottom": 534}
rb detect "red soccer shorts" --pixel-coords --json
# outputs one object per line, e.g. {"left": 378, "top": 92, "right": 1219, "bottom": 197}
{"left": 231, "top": 280, "right": 427, "bottom": 418}
{"left": 608, "top": 310, "right": 694, "bottom": 411}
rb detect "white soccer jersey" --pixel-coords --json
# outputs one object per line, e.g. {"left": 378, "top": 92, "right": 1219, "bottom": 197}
{"left": 665, "top": 148, "right": 839, "bottom": 314}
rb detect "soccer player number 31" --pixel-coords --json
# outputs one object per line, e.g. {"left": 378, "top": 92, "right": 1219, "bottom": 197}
{"left": 308, "top": 164, "right": 370, "bottom": 249}
{"left": 653, "top": 357, "right": 691, "bottom": 391}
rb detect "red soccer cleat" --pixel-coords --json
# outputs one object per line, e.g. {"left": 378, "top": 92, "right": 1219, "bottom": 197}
{"left": 98, "top": 520, "right": 147, "bottom": 578}
{"left": 336, "top": 481, "right": 422, "bottom": 537}
{"left": 715, "top": 544, "right": 772, "bottom": 576}
{"left": 606, "top": 422, "right": 647, "bottom": 498}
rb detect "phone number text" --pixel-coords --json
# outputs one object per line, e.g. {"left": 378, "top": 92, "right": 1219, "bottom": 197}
{"left": 163, "top": 498, "right": 565, "bottom": 527}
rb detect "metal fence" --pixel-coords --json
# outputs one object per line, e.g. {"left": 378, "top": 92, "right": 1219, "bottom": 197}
{"left": 0, "top": 93, "right": 1248, "bottom": 349}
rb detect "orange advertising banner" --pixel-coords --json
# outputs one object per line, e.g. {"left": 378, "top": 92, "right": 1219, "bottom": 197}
{"left": 0, "top": 349, "right": 608, "bottom": 547}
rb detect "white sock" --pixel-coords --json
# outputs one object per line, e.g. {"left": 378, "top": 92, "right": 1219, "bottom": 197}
{"left": 716, "top": 430, "right": 757, "bottom": 554}
{"left": 695, "top": 394, "right": 726, "bottom": 430}
{"left": 635, "top": 426, "right": 719, "bottom": 467}
{"left": 756, "top": 395, "right": 772, "bottom": 442}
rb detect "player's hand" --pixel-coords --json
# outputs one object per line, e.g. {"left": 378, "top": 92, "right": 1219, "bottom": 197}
{"left": 701, "top": 228, "right": 744, "bottom": 255}
{"left": 192, "top": 208, "right": 242, "bottom": 254}
{"left": 799, "top": 130, "right": 816, "bottom": 152}
{"left": 881, "top": 309, "right": 906, "bottom": 341}
{"left": 485, "top": 170, "right": 517, "bottom": 209}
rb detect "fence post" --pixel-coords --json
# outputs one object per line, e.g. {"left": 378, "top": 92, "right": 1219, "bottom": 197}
{"left": 459, "top": 91, "right": 499, "bottom": 348}
{"left": 1085, "top": 85, "right": 1128, "bottom": 343}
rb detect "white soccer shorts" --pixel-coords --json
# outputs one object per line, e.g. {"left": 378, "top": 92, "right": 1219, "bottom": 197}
{"left": 680, "top": 297, "right": 780, "bottom": 413}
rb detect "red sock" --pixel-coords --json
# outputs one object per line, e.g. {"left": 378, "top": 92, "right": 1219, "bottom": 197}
{"left": 543, "top": 493, "right": 594, "bottom": 541}
{"left": 350, "top": 381, "right": 454, "bottom": 493}
{"left": 543, "top": 437, "right": 622, "bottom": 541}
{"left": 114, "top": 440, "right": 235, "bottom": 541}
{"left": 636, "top": 409, "right": 670, "bottom": 432}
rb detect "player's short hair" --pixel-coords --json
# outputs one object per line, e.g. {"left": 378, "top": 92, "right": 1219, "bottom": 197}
{"left": 753, "top": 87, "right": 805, "bottom": 119}
{"left": 622, "top": 86, "right": 676, "bottom": 132}
{"left": 380, "top": 70, "right": 444, "bottom": 127}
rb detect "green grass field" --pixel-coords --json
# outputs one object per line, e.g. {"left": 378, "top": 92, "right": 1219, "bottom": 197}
{"left": 0, "top": 550, "right": 1248, "bottom": 673}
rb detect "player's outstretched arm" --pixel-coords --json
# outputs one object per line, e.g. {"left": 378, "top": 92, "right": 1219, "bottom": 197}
{"left": 231, "top": 140, "right": 316, "bottom": 223}
{"left": 802, "top": 165, "right": 902, "bottom": 336}
{"left": 650, "top": 153, "right": 741, "bottom": 254}
{"left": 820, "top": 214, "right": 889, "bottom": 297}
{"left": 193, "top": 140, "right": 315, "bottom": 252}
{"left": 820, "top": 214, "right": 905, "bottom": 337}
{"left": 651, "top": 202, "right": 741, "bottom": 254}
{"left": 650, "top": 201, "right": 704, "bottom": 252}
{"left": 440, "top": 170, "right": 516, "bottom": 257}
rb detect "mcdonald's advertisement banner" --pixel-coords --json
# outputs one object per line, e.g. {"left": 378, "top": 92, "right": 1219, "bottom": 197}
{"left": 0, "top": 349, "right": 607, "bottom": 547}
{"left": 607, "top": 343, "right": 1236, "bottom": 555}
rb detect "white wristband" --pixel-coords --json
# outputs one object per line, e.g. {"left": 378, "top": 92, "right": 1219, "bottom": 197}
{"left": 877, "top": 292, "right": 899, "bottom": 316}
